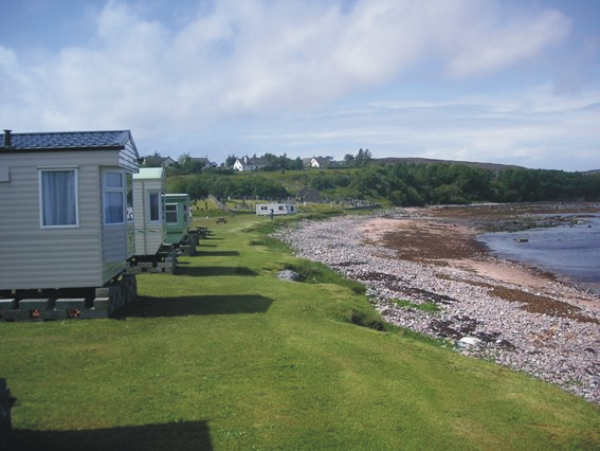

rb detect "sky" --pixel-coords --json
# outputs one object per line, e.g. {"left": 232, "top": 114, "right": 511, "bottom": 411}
{"left": 1, "top": 0, "right": 599, "bottom": 170}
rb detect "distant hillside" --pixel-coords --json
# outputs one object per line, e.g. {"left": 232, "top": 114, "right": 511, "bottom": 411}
{"left": 169, "top": 159, "right": 600, "bottom": 206}
{"left": 372, "top": 157, "right": 523, "bottom": 172}
{"left": 585, "top": 169, "right": 600, "bottom": 174}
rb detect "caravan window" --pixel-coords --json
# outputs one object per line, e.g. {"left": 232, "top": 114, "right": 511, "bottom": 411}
{"left": 166, "top": 204, "right": 178, "bottom": 223}
{"left": 260, "top": 206, "right": 268, "bottom": 211}
{"left": 40, "top": 169, "right": 78, "bottom": 227}
{"left": 278, "top": 206, "right": 284, "bottom": 211}
{"left": 149, "top": 192, "right": 160, "bottom": 222}
{"left": 103, "top": 171, "right": 125, "bottom": 224}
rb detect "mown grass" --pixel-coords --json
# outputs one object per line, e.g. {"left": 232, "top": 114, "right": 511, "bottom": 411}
{"left": 1, "top": 213, "right": 599, "bottom": 450}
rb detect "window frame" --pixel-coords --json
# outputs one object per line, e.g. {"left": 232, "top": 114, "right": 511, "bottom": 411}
{"left": 148, "top": 190, "right": 162, "bottom": 223}
{"left": 103, "top": 170, "right": 127, "bottom": 226}
{"left": 38, "top": 167, "right": 79, "bottom": 229}
{"left": 165, "top": 203, "right": 179, "bottom": 224}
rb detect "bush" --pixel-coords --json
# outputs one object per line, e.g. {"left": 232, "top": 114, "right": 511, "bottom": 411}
{"left": 348, "top": 309, "right": 388, "bottom": 331}
{"left": 283, "top": 260, "right": 366, "bottom": 295}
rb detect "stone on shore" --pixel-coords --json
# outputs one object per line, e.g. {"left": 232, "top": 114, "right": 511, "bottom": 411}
{"left": 278, "top": 270, "right": 301, "bottom": 281}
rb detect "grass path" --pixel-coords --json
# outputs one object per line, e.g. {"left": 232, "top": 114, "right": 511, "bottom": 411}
{"left": 2, "top": 214, "right": 599, "bottom": 450}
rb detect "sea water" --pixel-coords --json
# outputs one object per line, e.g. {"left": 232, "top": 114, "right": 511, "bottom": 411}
{"left": 477, "top": 214, "right": 600, "bottom": 293}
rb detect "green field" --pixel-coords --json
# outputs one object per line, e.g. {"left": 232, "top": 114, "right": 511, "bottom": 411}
{"left": 2, "top": 214, "right": 599, "bottom": 450}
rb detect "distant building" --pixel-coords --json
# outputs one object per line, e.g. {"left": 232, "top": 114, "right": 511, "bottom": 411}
{"left": 233, "top": 157, "right": 252, "bottom": 171}
{"left": 141, "top": 155, "right": 175, "bottom": 168}
{"left": 161, "top": 156, "right": 176, "bottom": 167}
{"left": 233, "top": 156, "right": 267, "bottom": 172}
{"left": 303, "top": 157, "right": 329, "bottom": 169}
{"left": 191, "top": 157, "right": 217, "bottom": 169}
{"left": 256, "top": 203, "right": 297, "bottom": 216}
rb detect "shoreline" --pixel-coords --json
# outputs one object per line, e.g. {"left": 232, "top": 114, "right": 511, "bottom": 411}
{"left": 406, "top": 202, "right": 600, "bottom": 295}
{"left": 276, "top": 206, "right": 600, "bottom": 404}
{"left": 475, "top": 228, "right": 600, "bottom": 297}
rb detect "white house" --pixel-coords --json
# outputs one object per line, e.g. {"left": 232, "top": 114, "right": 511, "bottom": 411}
{"left": 256, "top": 203, "right": 297, "bottom": 216}
{"left": 303, "top": 157, "right": 329, "bottom": 169}
{"left": 233, "top": 156, "right": 269, "bottom": 172}
{"left": 233, "top": 159, "right": 246, "bottom": 171}
{"left": 233, "top": 156, "right": 255, "bottom": 172}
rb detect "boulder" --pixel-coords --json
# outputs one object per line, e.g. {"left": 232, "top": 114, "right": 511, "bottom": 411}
{"left": 457, "top": 336, "right": 483, "bottom": 349}
{"left": 278, "top": 270, "right": 301, "bottom": 281}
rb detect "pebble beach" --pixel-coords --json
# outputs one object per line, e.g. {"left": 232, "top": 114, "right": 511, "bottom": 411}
{"left": 276, "top": 210, "right": 600, "bottom": 404}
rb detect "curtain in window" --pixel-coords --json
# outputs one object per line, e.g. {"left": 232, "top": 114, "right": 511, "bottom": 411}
{"left": 42, "top": 170, "right": 76, "bottom": 226}
{"left": 105, "top": 192, "right": 124, "bottom": 223}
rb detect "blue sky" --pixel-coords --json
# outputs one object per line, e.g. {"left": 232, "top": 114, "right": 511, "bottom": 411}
{"left": 1, "top": 0, "right": 599, "bottom": 170}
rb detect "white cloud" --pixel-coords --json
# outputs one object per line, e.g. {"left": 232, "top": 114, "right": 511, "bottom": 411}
{"left": 2, "top": 0, "right": 594, "bottom": 169}
{"left": 246, "top": 84, "right": 600, "bottom": 170}
{"left": 1, "top": 0, "right": 572, "bottom": 130}
{"left": 446, "top": 10, "right": 570, "bottom": 77}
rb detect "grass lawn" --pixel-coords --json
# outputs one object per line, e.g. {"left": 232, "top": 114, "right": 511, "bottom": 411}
{"left": 2, "top": 213, "right": 599, "bottom": 450}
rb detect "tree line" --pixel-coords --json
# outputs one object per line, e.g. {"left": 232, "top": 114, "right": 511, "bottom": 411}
{"left": 310, "top": 163, "right": 600, "bottom": 205}
{"left": 168, "top": 161, "right": 600, "bottom": 205}
{"left": 168, "top": 173, "right": 289, "bottom": 200}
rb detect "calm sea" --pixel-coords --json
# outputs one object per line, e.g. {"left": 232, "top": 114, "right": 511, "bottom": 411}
{"left": 477, "top": 214, "right": 600, "bottom": 293}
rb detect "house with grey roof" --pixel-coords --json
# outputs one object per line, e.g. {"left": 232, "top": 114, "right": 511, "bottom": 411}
{"left": 141, "top": 155, "right": 176, "bottom": 168}
{"left": 233, "top": 156, "right": 267, "bottom": 172}
{"left": 188, "top": 157, "right": 217, "bottom": 171}
{"left": 0, "top": 129, "right": 140, "bottom": 318}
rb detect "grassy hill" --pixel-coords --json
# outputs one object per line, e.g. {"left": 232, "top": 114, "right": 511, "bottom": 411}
{"left": 372, "top": 157, "right": 523, "bottom": 172}
{"left": 3, "top": 213, "right": 599, "bottom": 450}
{"left": 168, "top": 160, "right": 600, "bottom": 206}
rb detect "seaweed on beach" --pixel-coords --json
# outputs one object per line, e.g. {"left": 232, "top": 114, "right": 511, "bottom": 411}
{"left": 354, "top": 271, "right": 456, "bottom": 304}
{"left": 438, "top": 274, "right": 599, "bottom": 325}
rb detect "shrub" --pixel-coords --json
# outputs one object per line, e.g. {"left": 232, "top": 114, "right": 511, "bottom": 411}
{"left": 283, "top": 260, "right": 366, "bottom": 295}
{"left": 348, "top": 309, "right": 388, "bottom": 331}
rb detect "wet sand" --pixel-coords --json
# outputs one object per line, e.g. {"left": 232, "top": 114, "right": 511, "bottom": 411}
{"left": 362, "top": 204, "right": 600, "bottom": 314}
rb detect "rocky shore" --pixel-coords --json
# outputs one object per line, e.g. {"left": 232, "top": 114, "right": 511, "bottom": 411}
{"left": 275, "top": 211, "right": 600, "bottom": 404}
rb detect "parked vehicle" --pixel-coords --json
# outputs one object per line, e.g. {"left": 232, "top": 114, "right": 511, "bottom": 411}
{"left": 256, "top": 203, "right": 297, "bottom": 216}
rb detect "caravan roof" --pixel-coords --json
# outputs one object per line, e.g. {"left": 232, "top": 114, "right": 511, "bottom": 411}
{"left": 133, "top": 167, "right": 164, "bottom": 180}
{"left": 1, "top": 130, "right": 137, "bottom": 153}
